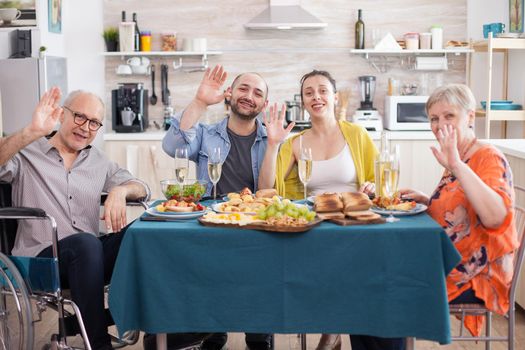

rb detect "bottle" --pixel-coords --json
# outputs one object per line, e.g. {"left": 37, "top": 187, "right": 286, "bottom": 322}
{"left": 374, "top": 131, "right": 390, "bottom": 198}
{"left": 431, "top": 25, "right": 443, "bottom": 50}
{"left": 132, "top": 13, "right": 141, "bottom": 52}
{"left": 355, "top": 9, "right": 365, "bottom": 49}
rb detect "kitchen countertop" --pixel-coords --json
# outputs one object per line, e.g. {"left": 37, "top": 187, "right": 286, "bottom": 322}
{"left": 104, "top": 130, "right": 437, "bottom": 141}
{"left": 484, "top": 139, "right": 525, "bottom": 159}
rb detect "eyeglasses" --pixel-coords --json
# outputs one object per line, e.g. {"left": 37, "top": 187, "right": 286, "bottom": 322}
{"left": 63, "top": 106, "right": 103, "bottom": 131}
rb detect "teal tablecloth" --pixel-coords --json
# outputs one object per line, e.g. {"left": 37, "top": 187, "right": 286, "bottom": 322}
{"left": 109, "top": 211, "right": 460, "bottom": 344}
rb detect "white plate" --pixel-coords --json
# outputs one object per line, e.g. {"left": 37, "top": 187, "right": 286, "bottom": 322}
{"left": 211, "top": 203, "right": 257, "bottom": 215}
{"left": 370, "top": 203, "right": 428, "bottom": 216}
{"left": 145, "top": 207, "right": 207, "bottom": 219}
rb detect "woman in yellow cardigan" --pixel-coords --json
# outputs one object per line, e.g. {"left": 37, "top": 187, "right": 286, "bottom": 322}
{"left": 258, "top": 70, "right": 404, "bottom": 350}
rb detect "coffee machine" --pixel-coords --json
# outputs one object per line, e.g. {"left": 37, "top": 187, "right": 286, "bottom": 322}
{"left": 111, "top": 83, "right": 149, "bottom": 133}
{"left": 352, "top": 76, "right": 383, "bottom": 131}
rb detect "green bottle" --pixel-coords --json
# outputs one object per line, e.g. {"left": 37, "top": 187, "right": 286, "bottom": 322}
{"left": 355, "top": 9, "right": 365, "bottom": 49}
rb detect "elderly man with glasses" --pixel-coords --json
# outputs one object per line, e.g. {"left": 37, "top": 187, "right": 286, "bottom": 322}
{"left": 0, "top": 88, "right": 150, "bottom": 350}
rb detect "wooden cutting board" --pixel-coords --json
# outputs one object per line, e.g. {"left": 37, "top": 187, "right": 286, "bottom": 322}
{"left": 329, "top": 217, "right": 386, "bottom": 226}
{"left": 198, "top": 217, "right": 323, "bottom": 233}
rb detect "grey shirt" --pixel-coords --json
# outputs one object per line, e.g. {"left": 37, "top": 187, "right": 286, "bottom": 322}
{"left": 0, "top": 136, "right": 150, "bottom": 257}
{"left": 216, "top": 128, "right": 257, "bottom": 195}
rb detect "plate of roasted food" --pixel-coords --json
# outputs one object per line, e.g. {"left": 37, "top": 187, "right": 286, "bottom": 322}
{"left": 215, "top": 188, "right": 279, "bottom": 214}
{"left": 146, "top": 200, "right": 208, "bottom": 219}
{"left": 201, "top": 198, "right": 321, "bottom": 232}
{"left": 313, "top": 192, "right": 385, "bottom": 225}
{"left": 371, "top": 195, "right": 427, "bottom": 216}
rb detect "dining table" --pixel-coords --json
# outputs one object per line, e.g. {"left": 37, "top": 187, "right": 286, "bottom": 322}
{"left": 109, "top": 202, "right": 461, "bottom": 350}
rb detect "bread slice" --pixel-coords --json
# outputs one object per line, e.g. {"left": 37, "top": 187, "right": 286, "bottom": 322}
{"left": 255, "top": 188, "right": 278, "bottom": 198}
{"left": 341, "top": 192, "right": 372, "bottom": 212}
{"left": 355, "top": 212, "right": 382, "bottom": 222}
{"left": 317, "top": 211, "right": 345, "bottom": 220}
{"left": 314, "top": 193, "right": 343, "bottom": 212}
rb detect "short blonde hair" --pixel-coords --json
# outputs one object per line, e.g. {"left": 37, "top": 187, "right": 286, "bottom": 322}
{"left": 426, "top": 84, "right": 476, "bottom": 116}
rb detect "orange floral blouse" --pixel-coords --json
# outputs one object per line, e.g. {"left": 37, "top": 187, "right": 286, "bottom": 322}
{"left": 427, "top": 144, "right": 519, "bottom": 336}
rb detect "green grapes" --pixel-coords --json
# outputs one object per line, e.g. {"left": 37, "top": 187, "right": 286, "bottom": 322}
{"left": 255, "top": 198, "right": 316, "bottom": 222}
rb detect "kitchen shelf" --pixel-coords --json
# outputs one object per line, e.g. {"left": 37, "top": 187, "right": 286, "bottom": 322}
{"left": 101, "top": 51, "right": 222, "bottom": 57}
{"left": 102, "top": 51, "right": 222, "bottom": 73}
{"left": 351, "top": 48, "right": 472, "bottom": 72}
{"left": 468, "top": 34, "right": 525, "bottom": 138}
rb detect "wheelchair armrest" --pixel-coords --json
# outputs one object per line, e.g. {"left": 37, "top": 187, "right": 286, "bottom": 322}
{"left": 100, "top": 193, "right": 148, "bottom": 209}
{"left": 0, "top": 207, "right": 47, "bottom": 219}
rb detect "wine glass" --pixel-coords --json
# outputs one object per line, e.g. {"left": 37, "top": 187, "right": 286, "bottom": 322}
{"left": 207, "top": 147, "right": 222, "bottom": 202}
{"left": 384, "top": 146, "right": 400, "bottom": 223}
{"left": 174, "top": 147, "right": 189, "bottom": 186}
{"left": 298, "top": 146, "right": 313, "bottom": 201}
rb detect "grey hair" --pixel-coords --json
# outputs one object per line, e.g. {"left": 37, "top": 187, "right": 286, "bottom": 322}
{"left": 426, "top": 84, "right": 477, "bottom": 115}
{"left": 63, "top": 90, "right": 105, "bottom": 118}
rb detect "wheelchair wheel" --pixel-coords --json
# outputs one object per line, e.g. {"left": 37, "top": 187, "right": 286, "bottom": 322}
{"left": 0, "top": 252, "right": 34, "bottom": 350}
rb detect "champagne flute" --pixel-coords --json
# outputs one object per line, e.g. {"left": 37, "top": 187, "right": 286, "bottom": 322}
{"left": 174, "top": 147, "right": 189, "bottom": 186}
{"left": 384, "top": 149, "right": 400, "bottom": 223}
{"left": 298, "top": 146, "right": 313, "bottom": 201}
{"left": 207, "top": 147, "right": 222, "bottom": 202}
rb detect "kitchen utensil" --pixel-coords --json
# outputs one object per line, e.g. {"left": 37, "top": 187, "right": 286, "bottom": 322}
{"left": 161, "top": 64, "right": 170, "bottom": 105}
{"left": 150, "top": 64, "right": 157, "bottom": 105}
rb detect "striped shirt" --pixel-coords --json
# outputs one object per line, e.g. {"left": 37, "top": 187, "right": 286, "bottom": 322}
{"left": 0, "top": 136, "right": 150, "bottom": 257}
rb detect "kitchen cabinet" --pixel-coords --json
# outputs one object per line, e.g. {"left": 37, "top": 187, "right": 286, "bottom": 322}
{"left": 486, "top": 140, "right": 525, "bottom": 308}
{"left": 468, "top": 33, "right": 525, "bottom": 138}
{"left": 104, "top": 133, "right": 441, "bottom": 200}
{"left": 351, "top": 48, "right": 472, "bottom": 73}
{"left": 104, "top": 139, "right": 196, "bottom": 199}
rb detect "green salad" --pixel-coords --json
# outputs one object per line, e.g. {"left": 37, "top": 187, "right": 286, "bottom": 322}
{"left": 164, "top": 182, "right": 206, "bottom": 202}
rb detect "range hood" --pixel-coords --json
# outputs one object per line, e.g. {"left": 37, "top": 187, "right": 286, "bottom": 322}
{"left": 245, "top": 0, "right": 327, "bottom": 30}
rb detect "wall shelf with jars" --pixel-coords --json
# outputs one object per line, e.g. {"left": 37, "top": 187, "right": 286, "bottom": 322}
{"left": 102, "top": 51, "right": 222, "bottom": 73}
{"left": 350, "top": 48, "right": 472, "bottom": 73}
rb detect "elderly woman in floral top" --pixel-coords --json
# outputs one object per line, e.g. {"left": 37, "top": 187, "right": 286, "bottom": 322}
{"left": 401, "top": 84, "right": 519, "bottom": 336}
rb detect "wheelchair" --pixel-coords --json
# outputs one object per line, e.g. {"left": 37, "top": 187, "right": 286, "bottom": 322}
{"left": 0, "top": 182, "right": 142, "bottom": 350}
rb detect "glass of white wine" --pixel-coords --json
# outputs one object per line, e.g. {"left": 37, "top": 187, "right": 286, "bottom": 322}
{"left": 207, "top": 147, "right": 222, "bottom": 202}
{"left": 383, "top": 147, "right": 400, "bottom": 223}
{"left": 174, "top": 147, "right": 189, "bottom": 186}
{"left": 298, "top": 146, "right": 313, "bottom": 201}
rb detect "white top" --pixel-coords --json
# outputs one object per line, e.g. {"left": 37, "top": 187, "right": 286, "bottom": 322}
{"left": 308, "top": 144, "right": 358, "bottom": 196}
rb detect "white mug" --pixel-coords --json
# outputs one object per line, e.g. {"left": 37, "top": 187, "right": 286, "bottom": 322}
{"left": 131, "top": 65, "right": 149, "bottom": 74}
{"left": 127, "top": 57, "right": 142, "bottom": 66}
{"left": 121, "top": 108, "right": 136, "bottom": 126}
{"left": 116, "top": 64, "right": 132, "bottom": 75}
{"left": 0, "top": 8, "right": 22, "bottom": 23}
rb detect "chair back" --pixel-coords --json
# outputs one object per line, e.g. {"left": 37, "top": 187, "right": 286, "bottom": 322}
{"left": 0, "top": 181, "right": 17, "bottom": 255}
{"left": 510, "top": 184, "right": 525, "bottom": 304}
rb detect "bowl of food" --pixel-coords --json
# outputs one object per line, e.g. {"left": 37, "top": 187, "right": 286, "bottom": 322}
{"left": 160, "top": 180, "right": 207, "bottom": 202}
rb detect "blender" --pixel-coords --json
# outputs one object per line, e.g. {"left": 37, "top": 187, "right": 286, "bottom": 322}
{"left": 352, "top": 75, "right": 383, "bottom": 131}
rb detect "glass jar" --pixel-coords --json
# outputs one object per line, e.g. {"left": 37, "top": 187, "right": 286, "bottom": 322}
{"left": 431, "top": 25, "right": 443, "bottom": 50}
{"left": 404, "top": 32, "right": 419, "bottom": 50}
{"left": 140, "top": 31, "right": 151, "bottom": 52}
{"left": 161, "top": 31, "right": 177, "bottom": 51}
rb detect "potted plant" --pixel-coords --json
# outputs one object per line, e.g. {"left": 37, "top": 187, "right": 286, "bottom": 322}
{"left": 39, "top": 46, "right": 47, "bottom": 58}
{"left": 102, "top": 27, "right": 119, "bottom": 52}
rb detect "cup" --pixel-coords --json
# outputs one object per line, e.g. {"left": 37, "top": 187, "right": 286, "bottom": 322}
{"left": 127, "top": 57, "right": 142, "bottom": 66}
{"left": 119, "top": 22, "right": 135, "bottom": 52}
{"left": 131, "top": 64, "right": 149, "bottom": 74}
{"left": 116, "top": 64, "right": 132, "bottom": 75}
{"left": 0, "top": 8, "right": 22, "bottom": 24}
{"left": 121, "top": 108, "right": 136, "bottom": 126}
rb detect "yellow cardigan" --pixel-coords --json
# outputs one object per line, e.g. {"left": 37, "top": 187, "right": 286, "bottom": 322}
{"left": 275, "top": 120, "right": 378, "bottom": 199}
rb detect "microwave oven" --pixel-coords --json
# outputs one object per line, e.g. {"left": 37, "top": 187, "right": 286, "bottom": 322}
{"left": 384, "top": 95, "right": 430, "bottom": 130}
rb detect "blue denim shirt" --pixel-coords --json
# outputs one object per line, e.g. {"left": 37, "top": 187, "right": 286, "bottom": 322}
{"left": 162, "top": 112, "right": 268, "bottom": 196}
